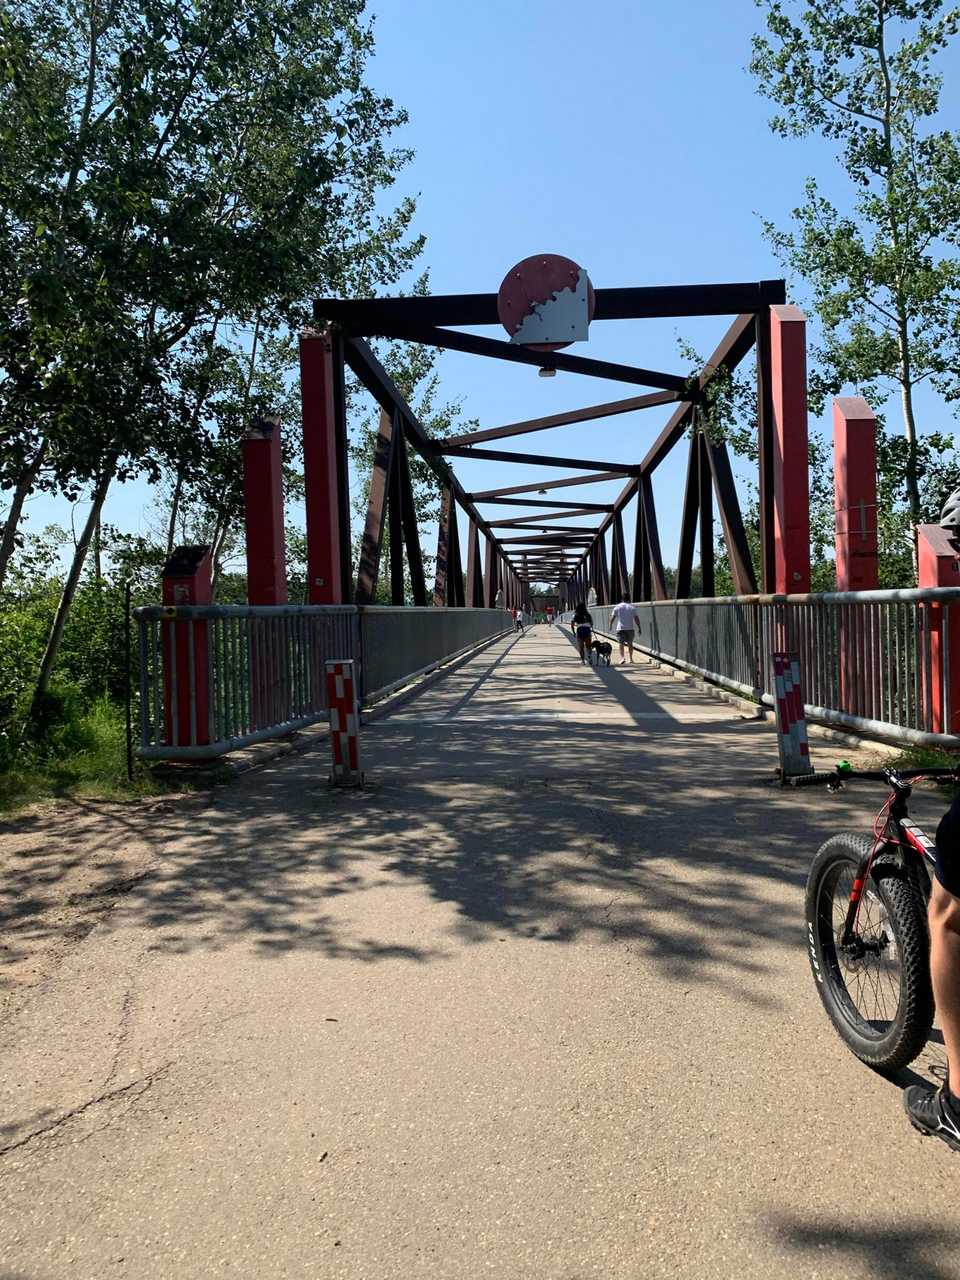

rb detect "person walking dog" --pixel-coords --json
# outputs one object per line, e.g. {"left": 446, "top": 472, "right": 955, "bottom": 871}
{"left": 609, "top": 594, "right": 640, "bottom": 665}
{"left": 571, "top": 600, "right": 593, "bottom": 664}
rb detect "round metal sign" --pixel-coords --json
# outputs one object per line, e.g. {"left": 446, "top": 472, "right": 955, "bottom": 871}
{"left": 497, "top": 254, "right": 595, "bottom": 352}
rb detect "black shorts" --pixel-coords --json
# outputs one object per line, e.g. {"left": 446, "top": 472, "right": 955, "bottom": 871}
{"left": 936, "top": 798, "right": 960, "bottom": 897}
{"left": 576, "top": 624, "right": 592, "bottom": 640}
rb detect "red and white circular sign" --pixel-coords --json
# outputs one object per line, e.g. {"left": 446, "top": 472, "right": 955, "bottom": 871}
{"left": 497, "top": 254, "right": 595, "bottom": 352}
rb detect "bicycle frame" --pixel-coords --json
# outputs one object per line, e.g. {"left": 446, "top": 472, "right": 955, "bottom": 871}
{"left": 840, "top": 776, "right": 939, "bottom": 950}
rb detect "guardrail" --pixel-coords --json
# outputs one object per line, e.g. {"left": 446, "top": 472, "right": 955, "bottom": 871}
{"left": 361, "top": 607, "right": 517, "bottom": 702}
{"left": 135, "top": 603, "right": 514, "bottom": 759}
{"left": 561, "top": 589, "right": 960, "bottom": 749}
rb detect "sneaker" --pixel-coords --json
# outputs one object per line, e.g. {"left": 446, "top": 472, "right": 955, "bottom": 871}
{"left": 619, "top": 659, "right": 626, "bottom": 666}
{"left": 903, "top": 1084, "right": 960, "bottom": 1153}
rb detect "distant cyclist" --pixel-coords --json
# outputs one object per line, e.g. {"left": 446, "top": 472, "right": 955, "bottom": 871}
{"left": 571, "top": 600, "right": 593, "bottom": 664}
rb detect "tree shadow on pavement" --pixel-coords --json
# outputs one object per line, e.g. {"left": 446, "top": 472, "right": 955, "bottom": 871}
{"left": 21, "top": 710, "right": 883, "bottom": 1018}
{"left": 4, "top": 631, "right": 934, "bottom": 1012}
{"left": 766, "top": 1214, "right": 960, "bottom": 1280}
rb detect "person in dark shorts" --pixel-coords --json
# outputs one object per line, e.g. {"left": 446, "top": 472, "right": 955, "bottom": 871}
{"left": 904, "top": 794, "right": 960, "bottom": 1150}
{"left": 571, "top": 600, "right": 593, "bottom": 664}
{"left": 609, "top": 593, "right": 640, "bottom": 665}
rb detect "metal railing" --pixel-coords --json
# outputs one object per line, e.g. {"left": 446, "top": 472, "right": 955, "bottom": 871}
{"left": 561, "top": 589, "right": 960, "bottom": 748}
{"left": 135, "top": 603, "right": 514, "bottom": 759}
{"left": 361, "top": 607, "right": 515, "bottom": 702}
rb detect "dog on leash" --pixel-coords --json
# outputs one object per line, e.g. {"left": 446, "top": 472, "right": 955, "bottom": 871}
{"left": 590, "top": 639, "right": 612, "bottom": 666}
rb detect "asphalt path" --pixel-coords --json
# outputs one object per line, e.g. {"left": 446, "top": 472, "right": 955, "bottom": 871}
{"left": 1, "top": 625, "right": 956, "bottom": 1279}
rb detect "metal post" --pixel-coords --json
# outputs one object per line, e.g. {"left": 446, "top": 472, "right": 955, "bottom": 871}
{"left": 301, "top": 329, "right": 351, "bottom": 603}
{"left": 242, "top": 414, "right": 288, "bottom": 606}
{"left": 770, "top": 305, "right": 811, "bottom": 593}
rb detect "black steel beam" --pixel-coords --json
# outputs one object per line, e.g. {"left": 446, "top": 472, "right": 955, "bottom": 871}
{"left": 397, "top": 427, "right": 427, "bottom": 605}
{"left": 566, "top": 309, "right": 763, "bottom": 583}
{"left": 342, "top": 336, "right": 506, "bottom": 559}
{"left": 344, "top": 324, "right": 688, "bottom": 393}
{"left": 314, "top": 280, "right": 787, "bottom": 330}
{"left": 486, "top": 509, "right": 603, "bottom": 527}
{"left": 699, "top": 430, "right": 715, "bottom": 598}
{"left": 702, "top": 431, "right": 756, "bottom": 594}
{"left": 488, "top": 524, "right": 602, "bottom": 534}
{"left": 473, "top": 497, "right": 614, "bottom": 512}
{"left": 439, "top": 443, "right": 639, "bottom": 474}
{"left": 469, "top": 472, "right": 625, "bottom": 501}
{"left": 444, "top": 390, "right": 679, "bottom": 447}
{"left": 674, "top": 428, "right": 699, "bottom": 600}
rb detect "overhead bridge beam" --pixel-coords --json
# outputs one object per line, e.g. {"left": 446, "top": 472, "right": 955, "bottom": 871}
{"left": 470, "top": 472, "right": 625, "bottom": 501}
{"left": 336, "top": 324, "right": 688, "bottom": 393}
{"left": 473, "top": 497, "right": 614, "bottom": 512}
{"left": 438, "top": 444, "right": 641, "bottom": 474}
{"left": 486, "top": 509, "right": 604, "bottom": 526}
{"left": 314, "top": 279, "right": 787, "bottom": 330}
{"left": 444, "top": 390, "right": 679, "bottom": 447}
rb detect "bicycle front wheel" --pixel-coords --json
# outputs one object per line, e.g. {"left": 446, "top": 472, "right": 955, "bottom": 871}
{"left": 805, "top": 833, "right": 933, "bottom": 1073}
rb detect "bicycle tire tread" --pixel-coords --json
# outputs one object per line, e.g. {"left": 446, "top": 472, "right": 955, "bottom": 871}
{"left": 805, "top": 832, "right": 934, "bottom": 1074}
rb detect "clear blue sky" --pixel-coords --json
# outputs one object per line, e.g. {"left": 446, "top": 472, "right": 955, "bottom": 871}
{"left": 24, "top": 0, "right": 960, "bottom": 586}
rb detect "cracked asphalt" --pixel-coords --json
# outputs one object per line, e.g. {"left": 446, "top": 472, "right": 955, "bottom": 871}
{"left": 1, "top": 625, "right": 958, "bottom": 1279}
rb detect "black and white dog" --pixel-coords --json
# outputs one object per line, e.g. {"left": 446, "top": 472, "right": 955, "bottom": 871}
{"left": 590, "top": 639, "right": 612, "bottom": 666}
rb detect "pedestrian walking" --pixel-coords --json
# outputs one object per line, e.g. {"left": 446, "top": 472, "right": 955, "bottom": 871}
{"left": 571, "top": 600, "right": 593, "bottom": 664}
{"left": 609, "top": 594, "right": 640, "bottom": 664}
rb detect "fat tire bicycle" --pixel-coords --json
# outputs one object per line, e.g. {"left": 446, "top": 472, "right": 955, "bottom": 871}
{"left": 792, "top": 763, "right": 959, "bottom": 1073}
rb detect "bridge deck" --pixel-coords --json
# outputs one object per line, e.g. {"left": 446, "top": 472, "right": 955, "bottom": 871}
{"left": 1, "top": 625, "right": 956, "bottom": 1278}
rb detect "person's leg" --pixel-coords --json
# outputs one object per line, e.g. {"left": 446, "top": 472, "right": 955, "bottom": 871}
{"left": 903, "top": 877, "right": 960, "bottom": 1149}
{"left": 628, "top": 635, "right": 636, "bottom": 663}
{"left": 618, "top": 633, "right": 626, "bottom": 664}
{"left": 930, "top": 880, "right": 960, "bottom": 1087}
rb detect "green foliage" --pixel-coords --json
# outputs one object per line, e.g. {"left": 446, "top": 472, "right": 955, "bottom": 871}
{"left": 751, "top": 1, "right": 960, "bottom": 526}
{"left": 1, "top": 0, "right": 426, "bottom": 720}
{"left": 0, "top": 523, "right": 168, "bottom": 791}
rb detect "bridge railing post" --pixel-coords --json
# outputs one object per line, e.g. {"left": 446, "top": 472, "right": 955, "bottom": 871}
{"left": 161, "top": 546, "right": 213, "bottom": 753}
{"left": 770, "top": 304, "right": 811, "bottom": 594}
{"left": 300, "top": 328, "right": 351, "bottom": 604}
{"left": 918, "top": 525, "right": 960, "bottom": 734}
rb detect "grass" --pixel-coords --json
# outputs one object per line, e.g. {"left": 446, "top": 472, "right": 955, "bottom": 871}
{"left": 0, "top": 697, "right": 208, "bottom": 815}
{"left": 889, "top": 744, "right": 960, "bottom": 772}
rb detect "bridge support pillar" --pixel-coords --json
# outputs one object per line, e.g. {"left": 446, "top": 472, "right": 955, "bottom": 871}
{"left": 483, "top": 536, "right": 498, "bottom": 607}
{"left": 300, "top": 329, "right": 351, "bottom": 603}
{"left": 242, "top": 415, "right": 287, "bottom": 606}
{"left": 770, "top": 305, "right": 811, "bottom": 593}
{"left": 161, "top": 545, "right": 213, "bottom": 753}
{"left": 833, "top": 398, "right": 878, "bottom": 591}
{"left": 833, "top": 398, "right": 879, "bottom": 715}
{"left": 918, "top": 525, "right": 960, "bottom": 734}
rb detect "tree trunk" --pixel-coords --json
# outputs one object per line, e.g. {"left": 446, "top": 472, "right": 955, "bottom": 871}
{"left": 25, "top": 457, "right": 117, "bottom": 732}
{"left": 93, "top": 515, "right": 103, "bottom": 584}
{"left": 210, "top": 516, "right": 228, "bottom": 599}
{"left": 897, "top": 326, "right": 922, "bottom": 527}
{"left": 0, "top": 440, "right": 48, "bottom": 590}
{"left": 166, "top": 463, "right": 185, "bottom": 555}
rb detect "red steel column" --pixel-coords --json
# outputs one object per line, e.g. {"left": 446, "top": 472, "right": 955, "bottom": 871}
{"left": 242, "top": 415, "right": 287, "bottom": 605}
{"left": 161, "top": 546, "right": 213, "bottom": 752}
{"left": 833, "top": 397, "right": 879, "bottom": 715}
{"left": 300, "top": 329, "right": 349, "bottom": 604}
{"left": 918, "top": 525, "right": 960, "bottom": 734}
{"left": 833, "top": 397, "right": 878, "bottom": 591}
{"left": 770, "top": 305, "right": 811, "bottom": 593}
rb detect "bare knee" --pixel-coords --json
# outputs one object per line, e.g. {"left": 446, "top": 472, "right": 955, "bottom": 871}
{"left": 930, "top": 880, "right": 960, "bottom": 940}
